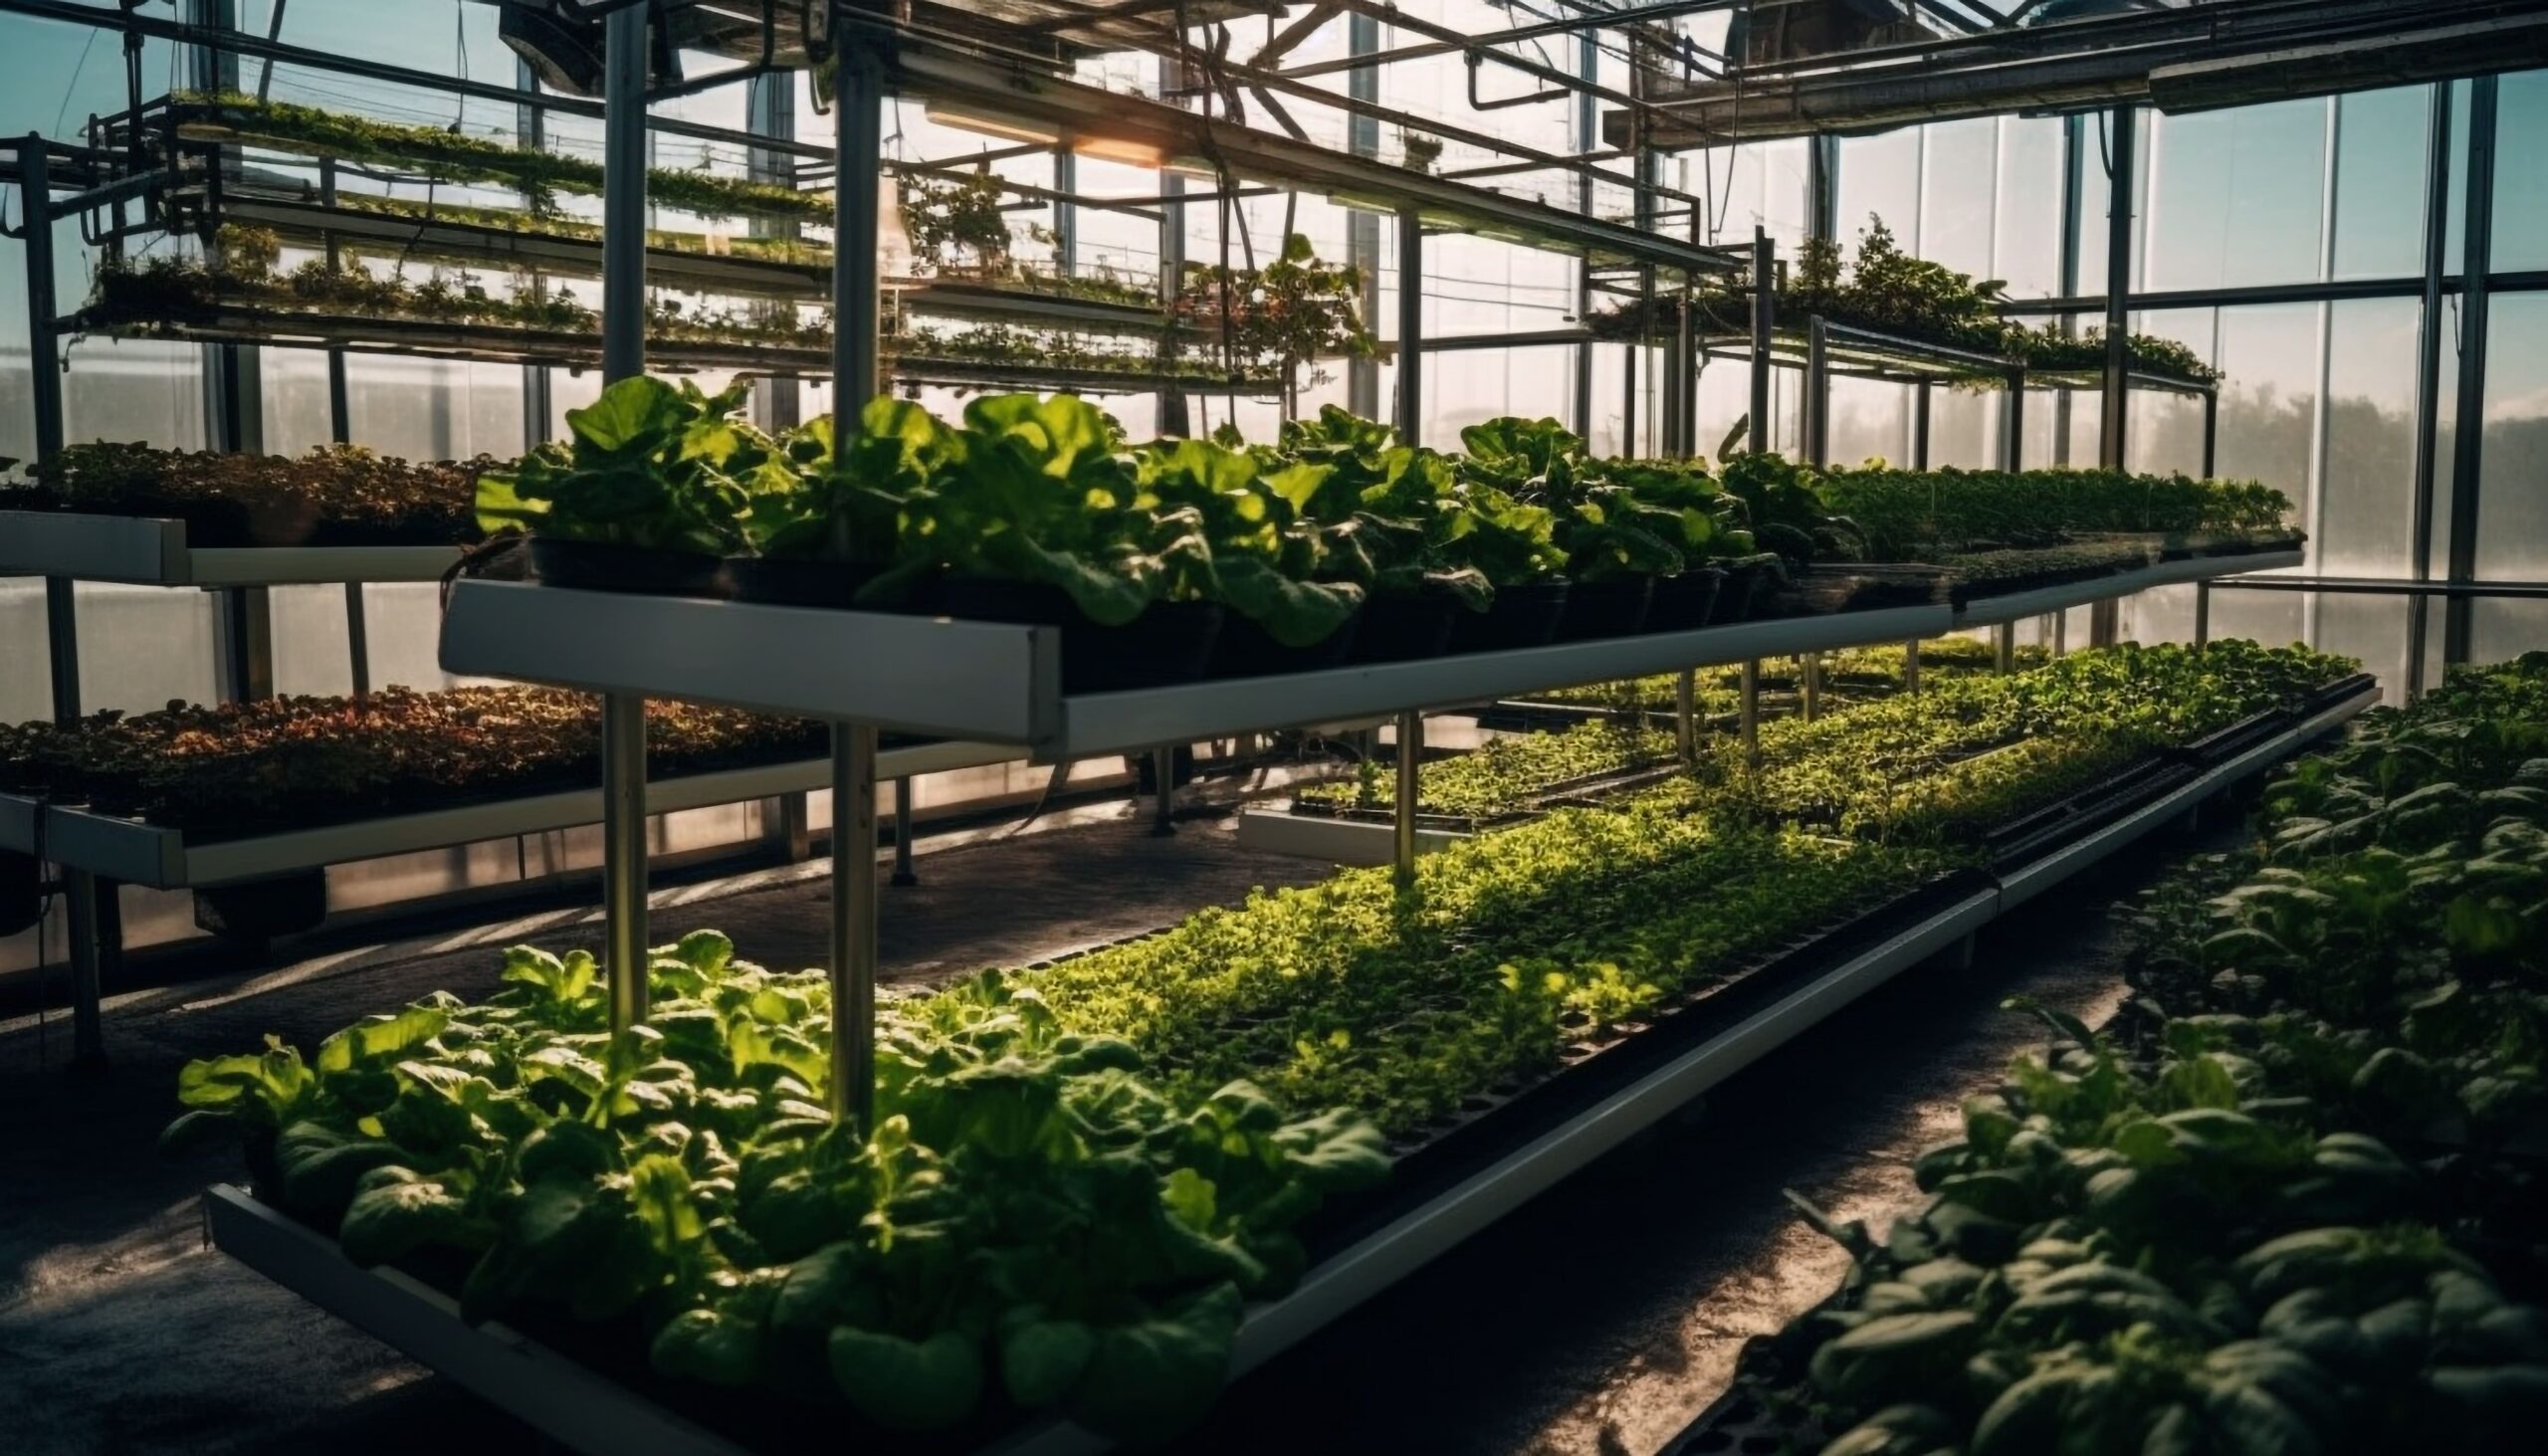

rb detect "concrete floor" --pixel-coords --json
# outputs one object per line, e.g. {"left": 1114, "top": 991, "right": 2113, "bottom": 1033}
{"left": 0, "top": 790, "right": 2185, "bottom": 1456}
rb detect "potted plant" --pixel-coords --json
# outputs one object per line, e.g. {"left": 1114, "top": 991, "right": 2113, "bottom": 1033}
{"left": 474, "top": 376, "right": 758, "bottom": 595}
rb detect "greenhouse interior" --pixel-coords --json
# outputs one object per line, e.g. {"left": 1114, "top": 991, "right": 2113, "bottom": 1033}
{"left": 3, "top": 0, "right": 2547, "bottom": 1451}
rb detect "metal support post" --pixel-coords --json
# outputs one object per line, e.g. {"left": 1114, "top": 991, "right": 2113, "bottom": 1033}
{"left": 1749, "top": 228, "right": 1772, "bottom": 454}
{"left": 598, "top": 4, "right": 650, "bottom": 1025}
{"left": 1674, "top": 668, "right": 1697, "bottom": 764}
{"left": 600, "top": 696, "right": 648, "bottom": 1028}
{"left": 599, "top": 7, "right": 650, "bottom": 384}
{"left": 1392, "top": 710, "right": 1422, "bottom": 883}
{"left": 1912, "top": 381, "right": 1932, "bottom": 471}
{"left": 1150, "top": 746, "right": 1176, "bottom": 837}
{"left": 335, "top": 602, "right": 376, "bottom": 709}
{"left": 828, "top": 725, "right": 880, "bottom": 1130}
{"left": 1394, "top": 204, "right": 1423, "bottom": 444}
{"left": 2089, "top": 599, "right": 2119, "bottom": 650}
{"left": 217, "top": 586, "right": 275, "bottom": 701}
{"left": 1801, "top": 653, "right": 1822, "bottom": 721}
{"left": 1753, "top": 228, "right": 1773, "bottom": 454}
{"left": 2092, "top": 114, "right": 2130, "bottom": 669}
{"left": 1571, "top": 28, "right": 1595, "bottom": 436}
{"left": 2443, "top": 78, "right": 2498, "bottom": 669}
{"left": 1903, "top": 640, "right": 1921, "bottom": 695}
{"left": 827, "top": 27, "right": 889, "bottom": 1129}
{"left": 1739, "top": 661, "right": 1761, "bottom": 770}
{"left": 891, "top": 779, "right": 918, "bottom": 886}
{"left": 2200, "top": 390, "right": 2220, "bottom": 480}
{"left": 2005, "top": 370, "right": 2026, "bottom": 471}
{"left": 1995, "top": 623, "right": 2017, "bottom": 675}
{"left": 1804, "top": 316, "right": 1829, "bottom": 467}
{"left": 2405, "top": 84, "right": 2453, "bottom": 700}
{"left": 2098, "top": 104, "right": 2136, "bottom": 475}
{"left": 2052, "top": 611, "right": 2068, "bottom": 657}
{"left": 2194, "top": 580, "right": 2212, "bottom": 649}
{"left": 1345, "top": 23, "right": 1380, "bottom": 425}
{"left": 25, "top": 134, "right": 108, "bottom": 1070}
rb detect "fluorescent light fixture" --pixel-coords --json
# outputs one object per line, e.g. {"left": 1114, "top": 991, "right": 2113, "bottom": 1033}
{"left": 923, "top": 102, "right": 1062, "bottom": 147}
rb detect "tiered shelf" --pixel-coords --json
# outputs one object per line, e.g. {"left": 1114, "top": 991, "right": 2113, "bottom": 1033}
{"left": 437, "top": 581, "right": 1954, "bottom": 758}
{"left": 203, "top": 670, "right": 2382, "bottom": 1456}
{"left": 25, "top": 736, "right": 1008, "bottom": 891}
{"left": 0, "top": 511, "right": 459, "bottom": 587}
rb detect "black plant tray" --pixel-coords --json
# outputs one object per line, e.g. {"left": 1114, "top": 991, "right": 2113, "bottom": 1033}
{"left": 1945, "top": 554, "right": 2140, "bottom": 610}
{"left": 1469, "top": 699, "right": 1677, "bottom": 732}
{"left": 1286, "top": 757, "right": 1684, "bottom": 832}
{"left": 1984, "top": 756, "right": 2203, "bottom": 876}
{"left": 2167, "top": 709, "right": 2292, "bottom": 769}
{"left": 1658, "top": 1359, "right": 1825, "bottom": 1456}
{"left": 1317, "top": 869, "right": 1996, "bottom": 1257}
{"left": 2296, "top": 671, "right": 2380, "bottom": 720}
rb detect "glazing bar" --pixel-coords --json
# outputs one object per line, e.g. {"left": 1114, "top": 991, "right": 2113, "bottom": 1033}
{"left": 599, "top": 4, "right": 650, "bottom": 1025}
{"left": 1393, "top": 710, "right": 1421, "bottom": 883}
{"left": 891, "top": 779, "right": 917, "bottom": 887}
{"left": 1739, "top": 660, "right": 1760, "bottom": 768}
{"left": 829, "top": 725, "right": 880, "bottom": 1130}
{"left": 1395, "top": 204, "right": 1422, "bottom": 442}
{"left": 1674, "top": 668, "right": 1697, "bottom": 763}
{"left": 600, "top": 695, "right": 648, "bottom": 1028}
{"left": 1748, "top": 228, "right": 1772, "bottom": 454}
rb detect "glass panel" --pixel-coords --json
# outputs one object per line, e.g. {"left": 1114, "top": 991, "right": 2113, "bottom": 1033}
{"left": 2125, "top": 308, "right": 2217, "bottom": 477}
{"left": 1917, "top": 118, "right": 1998, "bottom": 280}
{"left": 2332, "top": 87, "right": 2433, "bottom": 281}
{"left": 1825, "top": 376, "right": 1907, "bottom": 468}
{"left": 2310, "top": 299, "right": 2424, "bottom": 578}
{"left": 1835, "top": 129, "right": 1921, "bottom": 255}
{"left": 2472, "top": 292, "right": 2548, "bottom": 579}
{"left": 2213, "top": 305, "right": 2322, "bottom": 510}
{"left": 1994, "top": 116, "right": 2067, "bottom": 301}
{"left": 2144, "top": 100, "right": 2329, "bottom": 293}
{"left": 1425, "top": 344, "right": 1579, "bottom": 445}
{"left": 2492, "top": 70, "right": 2548, "bottom": 273}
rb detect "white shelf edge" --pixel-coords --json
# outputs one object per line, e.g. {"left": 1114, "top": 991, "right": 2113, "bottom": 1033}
{"left": 37, "top": 739, "right": 1014, "bottom": 889}
{"left": 1235, "top": 807, "right": 1468, "bottom": 865}
{"left": 439, "top": 580, "right": 1957, "bottom": 760}
{"left": 1952, "top": 550, "right": 2305, "bottom": 629}
{"left": 0, "top": 510, "right": 462, "bottom": 586}
{"left": 1055, "top": 606, "right": 1956, "bottom": 757}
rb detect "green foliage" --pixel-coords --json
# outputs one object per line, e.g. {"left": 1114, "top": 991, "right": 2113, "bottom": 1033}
{"left": 478, "top": 377, "right": 771, "bottom": 553}
{"left": 2, "top": 440, "right": 492, "bottom": 547}
{"left": 1595, "top": 214, "right": 2224, "bottom": 387}
{"left": 170, "top": 936, "right": 1384, "bottom": 1442}
{"left": 1176, "top": 233, "right": 1377, "bottom": 404}
{"left": 1744, "top": 655, "right": 2548, "bottom": 1456}
{"left": 177, "top": 92, "right": 828, "bottom": 223}
{"left": 0, "top": 688, "right": 824, "bottom": 832}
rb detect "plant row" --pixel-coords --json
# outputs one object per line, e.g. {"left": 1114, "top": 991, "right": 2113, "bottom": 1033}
{"left": 161, "top": 643, "right": 2355, "bottom": 1441}
{"left": 482, "top": 379, "right": 2291, "bottom": 689}
{"left": 973, "top": 643, "right": 2358, "bottom": 1133}
{"left": 1527, "top": 638, "right": 2050, "bottom": 713}
{"left": 1292, "top": 721, "right": 1681, "bottom": 826}
{"left": 86, "top": 230, "right": 1274, "bottom": 392}
{"left": 0, "top": 687, "right": 825, "bottom": 833}
{"left": 1309, "top": 641, "right": 2348, "bottom": 834}
{"left": 174, "top": 93, "right": 830, "bottom": 223}
{"left": 1591, "top": 215, "right": 2222, "bottom": 387}
{"left": 1707, "top": 654, "right": 2548, "bottom": 1456}
{"left": 0, "top": 441, "right": 490, "bottom": 548}
{"left": 165, "top": 930, "right": 1390, "bottom": 1444}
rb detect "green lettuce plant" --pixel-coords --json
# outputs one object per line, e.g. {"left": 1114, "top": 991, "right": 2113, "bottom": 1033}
{"left": 476, "top": 376, "right": 772, "bottom": 554}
